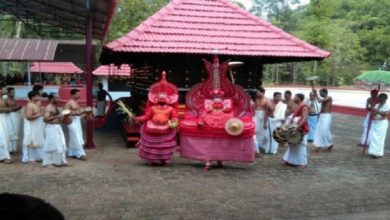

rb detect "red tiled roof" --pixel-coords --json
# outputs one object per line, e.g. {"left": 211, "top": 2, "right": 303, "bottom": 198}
{"left": 30, "top": 62, "right": 83, "bottom": 74}
{"left": 93, "top": 64, "right": 131, "bottom": 76}
{"left": 105, "top": 0, "right": 330, "bottom": 58}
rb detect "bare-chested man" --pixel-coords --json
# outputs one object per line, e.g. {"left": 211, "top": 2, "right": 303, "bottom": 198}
{"left": 253, "top": 86, "right": 272, "bottom": 155}
{"left": 64, "top": 89, "right": 86, "bottom": 160}
{"left": 313, "top": 88, "right": 333, "bottom": 151}
{"left": 5, "top": 87, "right": 22, "bottom": 153}
{"left": 0, "top": 85, "right": 12, "bottom": 163}
{"left": 42, "top": 93, "right": 68, "bottom": 167}
{"left": 360, "top": 89, "right": 378, "bottom": 146}
{"left": 283, "top": 90, "right": 296, "bottom": 123}
{"left": 22, "top": 91, "right": 44, "bottom": 163}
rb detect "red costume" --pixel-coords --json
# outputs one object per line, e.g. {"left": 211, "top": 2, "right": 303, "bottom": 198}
{"left": 180, "top": 56, "right": 255, "bottom": 170}
{"left": 135, "top": 71, "right": 179, "bottom": 165}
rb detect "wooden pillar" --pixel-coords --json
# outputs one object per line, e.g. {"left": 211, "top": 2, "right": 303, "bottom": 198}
{"left": 85, "top": 0, "right": 94, "bottom": 149}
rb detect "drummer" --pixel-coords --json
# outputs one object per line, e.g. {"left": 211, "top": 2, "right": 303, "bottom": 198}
{"left": 42, "top": 93, "right": 68, "bottom": 167}
{"left": 283, "top": 93, "right": 309, "bottom": 168}
{"left": 64, "top": 89, "right": 87, "bottom": 160}
{"left": 283, "top": 90, "right": 296, "bottom": 123}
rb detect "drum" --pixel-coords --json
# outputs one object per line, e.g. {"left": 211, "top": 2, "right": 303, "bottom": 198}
{"left": 273, "top": 125, "right": 303, "bottom": 145}
{"left": 61, "top": 109, "right": 72, "bottom": 125}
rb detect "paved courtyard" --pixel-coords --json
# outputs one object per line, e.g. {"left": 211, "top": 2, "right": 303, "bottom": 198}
{"left": 1, "top": 113, "right": 390, "bottom": 220}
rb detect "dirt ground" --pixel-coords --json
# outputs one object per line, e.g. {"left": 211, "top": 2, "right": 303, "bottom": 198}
{"left": 0, "top": 113, "right": 389, "bottom": 220}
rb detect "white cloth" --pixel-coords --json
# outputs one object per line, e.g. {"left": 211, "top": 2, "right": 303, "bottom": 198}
{"left": 368, "top": 103, "right": 390, "bottom": 157}
{"left": 283, "top": 116, "right": 308, "bottom": 166}
{"left": 22, "top": 117, "right": 44, "bottom": 162}
{"left": 360, "top": 112, "right": 372, "bottom": 145}
{"left": 4, "top": 111, "right": 20, "bottom": 152}
{"left": 67, "top": 116, "right": 85, "bottom": 158}
{"left": 263, "top": 102, "right": 287, "bottom": 154}
{"left": 43, "top": 124, "right": 67, "bottom": 166}
{"left": 96, "top": 101, "right": 106, "bottom": 116}
{"left": 305, "top": 99, "right": 321, "bottom": 114}
{"left": 254, "top": 110, "right": 268, "bottom": 149}
{"left": 313, "top": 113, "right": 333, "bottom": 148}
{"left": 0, "top": 114, "right": 11, "bottom": 160}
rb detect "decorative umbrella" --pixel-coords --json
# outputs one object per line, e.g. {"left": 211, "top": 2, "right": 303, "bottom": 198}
{"left": 354, "top": 70, "right": 390, "bottom": 85}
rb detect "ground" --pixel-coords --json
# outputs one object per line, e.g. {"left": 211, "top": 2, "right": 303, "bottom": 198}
{"left": 1, "top": 113, "right": 389, "bottom": 220}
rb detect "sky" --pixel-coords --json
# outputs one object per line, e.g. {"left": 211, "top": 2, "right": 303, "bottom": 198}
{"left": 235, "top": 0, "right": 311, "bottom": 10}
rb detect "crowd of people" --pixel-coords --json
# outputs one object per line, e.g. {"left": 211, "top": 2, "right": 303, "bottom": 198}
{"left": 252, "top": 87, "right": 389, "bottom": 168}
{"left": 0, "top": 84, "right": 90, "bottom": 167}
{"left": 0, "top": 73, "right": 85, "bottom": 86}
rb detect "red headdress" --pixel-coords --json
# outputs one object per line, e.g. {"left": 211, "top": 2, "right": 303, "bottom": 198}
{"left": 148, "top": 71, "right": 178, "bottom": 105}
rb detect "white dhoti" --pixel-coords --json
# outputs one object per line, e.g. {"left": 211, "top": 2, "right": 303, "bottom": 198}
{"left": 254, "top": 110, "right": 268, "bottom": 150}
{"left": 0, "top": 114, "right": 11, "bottom": 161}
{"left": 22, "top": 117, "right": 44, "bottom": 162}
{"left": 360, "top": 112, "right": 372, "bottom": 145}
{"left": 67, "top": 116, "right": 85, "bottom": 158}
{"left": 283, "top": 135, "right": 308, "bottom": 166}
{"left": 96, "top": 100, "right": 106, "bottom": 116}
{"left": 368, "top": 119, "right": 388, "bottom": 157}
{"left": 5, "top": 112, "right": 20, "bottom": 153}
{"left": 262, "top": 119, "right": 281, "bottom": 154}
{"left": 43, "top": 124, "right": 67, "bottom": 166}
{"left": 313, "top": 113, "right": 333, "bottom": 148}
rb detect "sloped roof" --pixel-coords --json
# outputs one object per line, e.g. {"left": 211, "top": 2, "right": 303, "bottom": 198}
{"left": 104, "top": 0, "right": 330, "bottom": 59}
{"left": 31, "top": 62, "right": 83, "bottom": 74}
{"left": 93, "top": 64, "right": 131, "bottom": 76}
{"left": 0, "top": 39, "right": 57, "bottom": 61}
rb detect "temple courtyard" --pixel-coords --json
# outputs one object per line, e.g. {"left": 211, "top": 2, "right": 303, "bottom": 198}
{"left": 0, "top": 113, "right": 389, "bottom": 220}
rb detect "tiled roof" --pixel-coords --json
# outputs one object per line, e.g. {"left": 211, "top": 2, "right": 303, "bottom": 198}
{"left": 93, "top": 64, "right": 131, "bottom": 76}
{"left": 105, "top": 0, "right": 330, "bottom": 58}
{"left": 30, "top": 62, "right": 83, "bottom": 74}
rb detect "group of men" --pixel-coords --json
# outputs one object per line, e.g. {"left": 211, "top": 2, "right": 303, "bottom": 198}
{"left": 0, "top": 84, "right": 88, "bottom": 167}
{"left": 253, "top": 87, "right": 334, "bottom": 168}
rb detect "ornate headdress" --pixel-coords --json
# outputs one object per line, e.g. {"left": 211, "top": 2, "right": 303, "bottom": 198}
{"left": 148, "top": 71, "right": 178, "bottom": 105}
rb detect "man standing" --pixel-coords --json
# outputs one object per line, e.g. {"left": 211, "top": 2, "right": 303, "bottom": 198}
{"left": 22, "top": 91, "right": 44, "bottom": 163}
{"left": 42, "top": 93, "right": 67, "bottom": 167}
{"left": 263, "top": 92, "right": 287, "bottom": 154}
{"left": 96, "top": 83, "right": 112, "bottom": 117}
{"left": 368, "top": 93, "right": 389, "bottom": 158}
{"left": 0, "top": 85, "right": 12, "bottom": 164}
{"left": 360, "top": 89, "right": 379, "bottom": 146}
{"left": 313, "top": 88, "right": 333, "bottom": 151}
{"left": 283, "top": 90, "right": 295, "bottom": 123}
{"left": 283, "top": 93, "right": 309, "bottom": 168}
{"left": 253, "top": 86, "right": 272, "bottom": 156}
{"left": 305, "top": 92, "right": 321, "bottom": 142}
{"left": 5, "top": 87, "right": 22, "bottom": 153}
{"left": 64, "top": 89, "right": 86, "bottom": 160}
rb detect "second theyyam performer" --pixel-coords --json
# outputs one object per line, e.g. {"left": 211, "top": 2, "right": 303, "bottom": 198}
{"left": 180, "top": 56, "right": 255, "bottom": 171}
{"left": 64, "top": 89, "right": 87, "bottom": 160}
{"left": 134, "top": 71, "right": 179, "bottom": 165}
{"left": 42, "top": 93, "right": 68, "bottom": 167}
{"left": 22, "top": 91, "right": 44, "bottom": 163}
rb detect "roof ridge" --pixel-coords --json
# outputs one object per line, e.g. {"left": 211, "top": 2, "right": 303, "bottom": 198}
{"left": 219, "top": 0, "right": 330, "bottom": 57}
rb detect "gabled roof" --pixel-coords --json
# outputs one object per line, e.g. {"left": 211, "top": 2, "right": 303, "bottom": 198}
{"left": 31, "top": 62, "right": 83, "bottom": 74}
{"left": 104, "top": 0, "right": 330, "bottom": 59}
{"left": 0, "top": 39, "right": 58, "bottom": 61}
{"left": 93, "top": 64, "right": 131, "bottom": 76}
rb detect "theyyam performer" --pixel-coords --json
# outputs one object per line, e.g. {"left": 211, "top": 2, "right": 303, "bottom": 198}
{"left": 22, "top": 91, "right": 44, "bottom": 163}
{"left": 5, "top": 87, "right": 22, "bottom": 153}
{"left": 134, "top": 71, "right": 179, "bottom": 165}
{"left": 42, "top": 93, "right": 68, "bottom": 167}
{"left": 64, "top": 89, "right": 87, "bottom": 160}
{"left": 180, "top": 56, "right": 255, "bottom": 171}
{"left": 367, "top": 93, "right": 389, "bottom": 158}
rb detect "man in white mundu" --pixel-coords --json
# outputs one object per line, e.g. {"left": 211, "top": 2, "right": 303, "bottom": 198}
{"left": 253, "top": 87, "right": 272, "bottom": 156}
{"left": 22, "top": 91, "right": 44, "bottom": 163}
{"left": 263, "top": 92, "right": 287, "bottom": 154}
{"left": 368, "top": 93, "right": 389, "bottom": 158}
{"left": 313, "top": 88, "right": 334, "bottom": 151}
{"left": 64, "top": 89, "right": 86, "bottom": 160}
{"left": 360, "top": 89, "right": 378, "bottom": 146}
{"left": 0, "top": 85, "right": 12, "bottom": 164}
{"left": 283, "top": 93, "right": 310, "bottom": 168}
{"left": 5, "top": 87, "right": 22, "bottom": 153}
{"left": 42, "top": 93, "right": 68, "bottom": 167}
